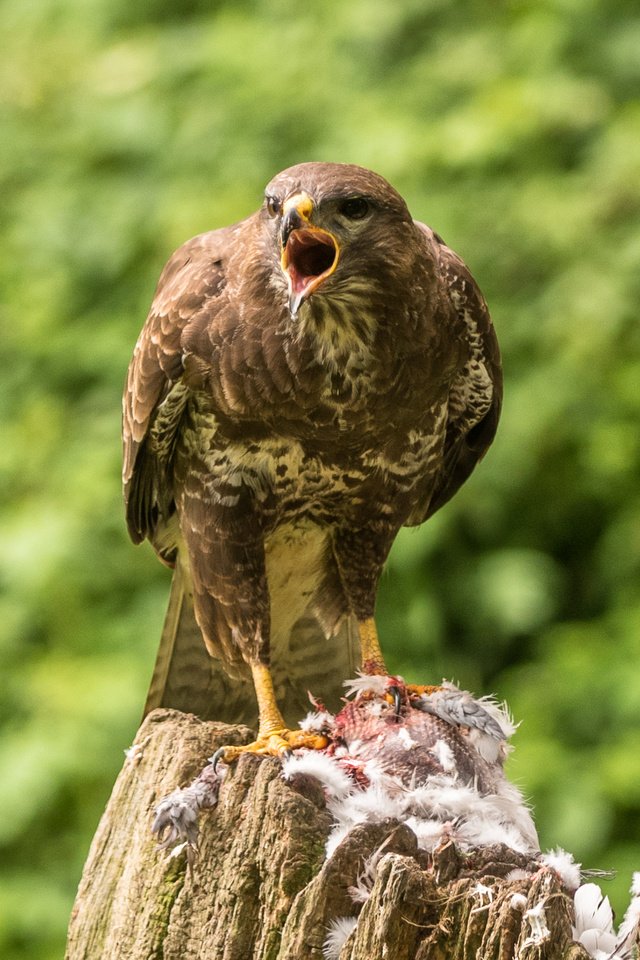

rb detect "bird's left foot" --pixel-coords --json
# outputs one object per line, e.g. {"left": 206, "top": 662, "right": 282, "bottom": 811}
{"left": 383, "top": 680, "right": 444, "bottom": 715}
{"left": 212, "top": 728, "right": 328, "bottom": 768}
{"left": 405, "top": 682, "right": 444, "bottom": 699}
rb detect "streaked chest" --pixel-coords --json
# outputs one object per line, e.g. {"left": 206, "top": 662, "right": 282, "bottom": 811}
{"left": 178, "top": 402, "right": 447, "bottom": 520}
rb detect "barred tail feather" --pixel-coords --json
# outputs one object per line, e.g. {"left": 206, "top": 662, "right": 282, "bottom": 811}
{"left": 144, "top": 565, "right": 359, "bottom": 727}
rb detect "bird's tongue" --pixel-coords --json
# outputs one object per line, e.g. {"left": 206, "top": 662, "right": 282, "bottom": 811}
{"left": 284, "top": 229, "right": 338, "bottom": 295}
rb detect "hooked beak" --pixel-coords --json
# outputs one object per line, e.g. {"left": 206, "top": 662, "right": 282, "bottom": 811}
{"left": 280, "top": 193, "right": 340, "bottom": 317}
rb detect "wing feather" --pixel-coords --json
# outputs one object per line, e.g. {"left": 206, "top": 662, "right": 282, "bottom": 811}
{"left": 405, "top": 224, "right": 502, "bottom": 526}
{"left": 122, "top": 227, "right": 233, "bottom": 549}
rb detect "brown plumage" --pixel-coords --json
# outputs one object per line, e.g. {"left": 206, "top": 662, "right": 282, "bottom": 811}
{"left": 123, "top": 162, "right": 501, "bottom": 744}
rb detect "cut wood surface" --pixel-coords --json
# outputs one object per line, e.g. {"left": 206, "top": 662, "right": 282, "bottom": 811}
{"left": 65, "top": 709, "right": 594, "bottom": 960}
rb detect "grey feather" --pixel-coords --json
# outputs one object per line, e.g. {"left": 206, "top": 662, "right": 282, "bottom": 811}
{"left": 415, "top": 689, "right": 507, "bottom": 741}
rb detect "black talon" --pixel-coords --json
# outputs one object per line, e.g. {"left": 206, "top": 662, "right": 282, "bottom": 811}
{"left": 211, "top": 748, "right": 226, "bottom": 773}
{"left": 388, "top": 685, "right": 402, "bottom": 719}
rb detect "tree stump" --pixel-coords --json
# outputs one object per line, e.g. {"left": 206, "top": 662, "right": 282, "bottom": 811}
{"left": 65, "top": 708, "right": 593, "bottom": 960}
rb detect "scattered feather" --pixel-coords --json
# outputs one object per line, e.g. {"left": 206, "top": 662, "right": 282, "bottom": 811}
{"left": 572, "top": 884, "right": 616, "bottom": 958}
{"left": 510, "top": 892, "right": 528, "bottom": 911}
{"left": 328, "top": 782, "right": 406, "bottom": 832}
{"left": 124, "top": 736, "right": 150, "bottom": 765}
{"left": 430, "top": 739, "right": 456, "bottom": 773}
{"left": 397, "top": 727, "right": 418, "bottom": 750}
{"left": 466, "top": 730, "right": 504, "bottom": 763}
{"left": 470, "top": 882, "right": 494, "bottom": 913}
{"left": 282, "top": 751, "right": 353, "bottom": 799}
{"left": 405, "top": 778, "right": 480, "bottom": 819}
{"left": 541, "top": 847, "right": 581, "bottom": 890}
{"left": 521, "top": 900, "right": 550, "bottom": 947}
{"left": 456, "top": 817, "right": 532, "bottom": 855}
{"left": 403, "top": 816, "right": 447, "bottom": 852}
{"left": 343, "top": 673, "right": 389, "bottom": 697}
{"left": 299, "top": 710, "right": 335, "bottom": 734}
{"left": 166, "top": 841, "right": 189, "bottom": 861}
{"left": 579, "top": 929, "right": 618, "bottom": 959}
{"left": 404, "top": 777, "right": 536, "bottom": 850}
{"left": 325, "top": 822, "right": 351, "bottom": 860}
{"left": 323, "top": 916, "right": 357, "bottom": 960}
{"left": 608, "top": 872, "right": 640, "bottom": 959}
{"left": 348, "top": 849, "right": 383, "bottom": 904}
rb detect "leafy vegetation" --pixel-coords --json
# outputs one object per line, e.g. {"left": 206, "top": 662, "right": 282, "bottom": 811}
{"left": 1, "top": 0, "right": 639, "bottom": 955}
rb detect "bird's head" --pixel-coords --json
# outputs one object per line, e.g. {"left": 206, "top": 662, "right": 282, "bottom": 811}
{"left": 262, "top": 163, "right": 415, "bottom": 320}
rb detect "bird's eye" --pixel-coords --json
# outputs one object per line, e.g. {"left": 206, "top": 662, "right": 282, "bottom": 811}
{"left": 338, "top": 197, "right": 370, "bottom": 220}
{"left": 265, "top": 195, "right": 281, "bottom": 218}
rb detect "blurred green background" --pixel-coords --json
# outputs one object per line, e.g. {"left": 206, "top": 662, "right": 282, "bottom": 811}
{"left": 1, "top": 0, "right": 639, "bottom": 955}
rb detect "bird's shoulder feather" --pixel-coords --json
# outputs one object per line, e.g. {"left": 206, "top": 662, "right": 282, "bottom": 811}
{"left": 404, "top": 223, "right": 502, "bottom": 526}
{"left": 122, "top": 223, "right": 243, "bottom": 546}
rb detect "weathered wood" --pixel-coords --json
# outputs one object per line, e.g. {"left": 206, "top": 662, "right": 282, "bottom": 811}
{"left": 65, "top": 709, "right": 591, "bottom": 960}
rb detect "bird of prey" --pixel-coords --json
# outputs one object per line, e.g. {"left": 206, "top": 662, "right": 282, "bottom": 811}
{"left": 123, "top": 162, "right": 501, "bottom": 760}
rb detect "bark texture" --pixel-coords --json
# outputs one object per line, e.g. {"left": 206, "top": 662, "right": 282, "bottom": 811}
{"left": 66, "top": 709, "right": 590, "bottom": 960}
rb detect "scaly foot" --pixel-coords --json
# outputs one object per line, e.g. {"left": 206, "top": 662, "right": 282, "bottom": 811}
{"left": 405, "top": 682, "right": 444, "bottom": 699}
{"left": 212, "top": 727, "right": 328, "bottom": 768}
{"left": 382, "top": 679, "right": 444, "bottom": 716}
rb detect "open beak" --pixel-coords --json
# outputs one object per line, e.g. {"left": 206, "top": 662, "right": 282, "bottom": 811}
{"left": 280, "top": 194, "right": 339, "bottom": 317}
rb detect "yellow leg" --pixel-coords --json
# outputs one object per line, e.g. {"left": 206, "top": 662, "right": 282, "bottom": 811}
{"left": 358, "top": 617, "right": 388, "bottom": 675}
{"left": 252, "top": 661, "right": 288, "bottom": 738}
{"left": 213, "top": 661, "right": 328, "bottom": 766}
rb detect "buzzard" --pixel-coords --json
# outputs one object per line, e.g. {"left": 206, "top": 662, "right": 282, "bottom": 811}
{"left": 123, "top": 162, "right": 501, "bottom": 760}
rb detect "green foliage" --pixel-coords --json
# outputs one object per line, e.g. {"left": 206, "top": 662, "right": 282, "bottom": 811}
{"left": 1, "top": 0, "right": 639, "bottom": 955}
